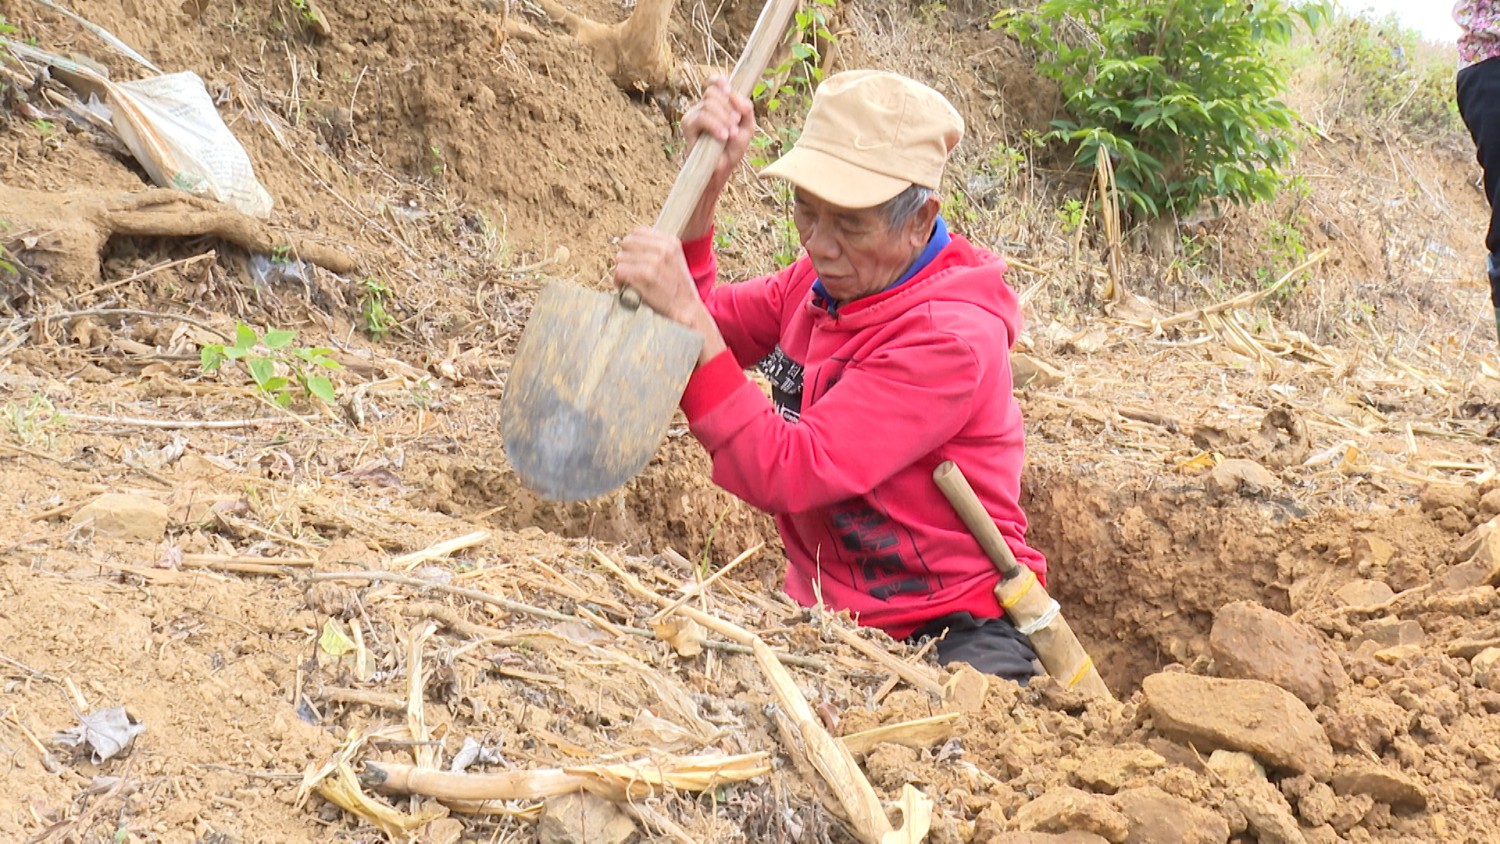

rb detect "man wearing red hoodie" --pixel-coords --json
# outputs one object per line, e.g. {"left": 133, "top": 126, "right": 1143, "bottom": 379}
{"left": 614, "top": 70, "right": 1047, "bottom": 682}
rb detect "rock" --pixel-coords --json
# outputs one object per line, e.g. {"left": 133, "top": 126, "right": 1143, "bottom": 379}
{"left": 1373, "top": 644, "right": 1422, "bottom": 664}
{"left": 1207, "top": 459, "right": 1277, "bottom": 496}
{"left": 1332, "top": 579, "right": 1394, "bottom": 607}
{"left": 1071, "top": 746, "right": 1167, "bottom": 793}
{"left": 943, "top": 663, "right": 990, "bottom": 713}
{"left": 1142, "top": 673, "right": 1334, "bottom": 779}
{"left": 70, "top": 493, "right": 170, "bottom": 541}
{"left": 1353, "top": 618, "right": 1424, "bottom": 649}
{"left": 1455, "top": 515, "right": 1500, "bottom": 563}
{"left": 1419, "top": 483, "right": 1478, "bottom": 516}
{"left": 1209, "top": 602, "right": 1348, "bottom": 707}
{"left": 1206, "top": 750, "right": 1265, "bottom": 783}
{"left": 1471, "top": 648, "right": 1500, "bottom": 688}
{"left": 1436, "top": 556, "right": 1500, "bottom": 592}
{"left": 1229, "top": 777, "right": 1307, "bottom": 844}
{"left": 1113, "top": 787, "right": 1230, "bottom": 844}
{"left": 536, "top": 792, "right": 636, "bottom": 844}
{"left": 1330, "top": 763, "right": 1429, "bottom": 810}
{"left": 1352, "top": 535, "right": 1396, "bottom": 571}
{"left": 1480, "top": 488, "right": 1500, "bottom": 516}
{"left": 989, "top": 834, "right": 1111, "bottom": 844}
{"left": 1014, "top": 786, "right": 1130, "bottom": 843}
{"left": 996, "top": 833, "right": 1116, "bottom": 839}
{"left": 1012, "top": 353, "right": 1064, "bottom": 389}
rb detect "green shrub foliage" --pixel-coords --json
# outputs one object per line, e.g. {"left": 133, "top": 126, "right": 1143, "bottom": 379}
{"left": 998, "top": 0, "right": 1331, "bottom": 220}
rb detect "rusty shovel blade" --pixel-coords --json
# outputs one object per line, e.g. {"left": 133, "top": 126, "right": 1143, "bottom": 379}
{"left": 500, "top": 281, "right": 701, "bottom": 501}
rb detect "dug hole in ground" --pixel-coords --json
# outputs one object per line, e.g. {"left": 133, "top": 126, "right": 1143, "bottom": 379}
{"left": 1, "top": 0, "right": 1499, "bottom": 842}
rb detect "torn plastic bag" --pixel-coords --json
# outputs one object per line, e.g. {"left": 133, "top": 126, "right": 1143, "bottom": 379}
{"left": 106, "top": 71, "right": 275, "bottom": 218}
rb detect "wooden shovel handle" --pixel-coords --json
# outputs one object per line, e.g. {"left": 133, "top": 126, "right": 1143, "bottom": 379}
{"left": 933, "top": 460, "right": 1025, "bottom": 581}
{"left": 653, "top": 0, "right": 799, "bottom": 237}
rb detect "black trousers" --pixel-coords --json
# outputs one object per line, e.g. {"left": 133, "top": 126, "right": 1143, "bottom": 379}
{"left": 1457, "top": 56, "right": 1500, "bottom": 307}
{"left": 908, "top": 612, "right": 1042, "bottom": 685}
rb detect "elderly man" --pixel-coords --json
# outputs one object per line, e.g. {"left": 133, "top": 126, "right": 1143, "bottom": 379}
{"left": 614, "top": 70, "right": 1047, "bottom": 682}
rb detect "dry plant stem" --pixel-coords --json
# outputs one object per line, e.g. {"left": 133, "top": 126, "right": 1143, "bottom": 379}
{"left": 839, "top": 713, "right": 960, "bottom": 756}
{"left": 311, "top": 570, "right": 828, "bottom": 669}
{"left": 589, "top": 549, "right": 930, "bottom": 844}
{"left": 824, "top": 624, "right": 944, "bottom": 696}
{"left": 69, "top": 413, "right": 319, "bottom": 429}
{"left": 5, "top": 307, "right": 232, "bottom": 342}
{"left": 364, "top": 752, "right": 772, "bottom": 803}
{"left": 393, "top": 530, "right": 491, "bottom": 571}
{"left": 651, "top": 541, "right": 764, "bottom": 622}
{"left": 1142, "top": 249, "right": 1329, "bottom": 331}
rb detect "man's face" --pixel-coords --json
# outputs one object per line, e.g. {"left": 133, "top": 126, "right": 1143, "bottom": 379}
{"left": 792, "top": 188, "right": 938, "bottom": 303}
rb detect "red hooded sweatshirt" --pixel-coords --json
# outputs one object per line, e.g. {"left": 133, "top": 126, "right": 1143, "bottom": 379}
{"left": 677, "top": 227, "right": 1047, "bottom": 640}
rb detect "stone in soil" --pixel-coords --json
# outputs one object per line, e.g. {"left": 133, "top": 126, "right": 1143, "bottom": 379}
{"left": 1228, "top": 775, "right": 1308, "bottom": 844}
{"left": 1209, "top": 601, "right": 1348, "bottom": 707}
{"left": 1013, "top": 786, "right": 1130, "bottom": 842}
{"left": 536, "top": 792, "right": 636, "bottom": 844}
{"left": 1330, "top": 762, "right": 1429, "bottom": 810}
{"left": 69, "top": 492, "right": 170, "bottom": 541}
{"left": 1067, "top": 746, "right": 1168, "bottom": 793}
{"left": 989, "top": 833, "right": 1112, "bottom": 844}
{"left": 1332, "top": 578, "right": 1395, "bottom": 607}
{"left": 1142, "top": 673, "right": 1334, "bottom": 779}
{"left": 1113, "top": 786, "right": 1230, "bottom": 844}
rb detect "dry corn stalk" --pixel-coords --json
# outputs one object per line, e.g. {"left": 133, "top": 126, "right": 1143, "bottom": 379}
{"left": 590, "top": 548, "right": 933, "bottom": 844}
{"left": 363, "top": 751, "right": 771, "bottom": 803}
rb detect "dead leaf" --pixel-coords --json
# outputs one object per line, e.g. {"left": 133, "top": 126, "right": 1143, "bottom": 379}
{"left": 53, "top": 706, "right": 146, "bottom": 763}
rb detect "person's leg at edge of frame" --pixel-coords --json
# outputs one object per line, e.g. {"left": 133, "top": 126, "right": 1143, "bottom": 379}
{"left": 1456, "top": 56, "right": 1500, "bottom": 345}
{"left": 908, "top": 612, "right": 1043, "bottom": 685}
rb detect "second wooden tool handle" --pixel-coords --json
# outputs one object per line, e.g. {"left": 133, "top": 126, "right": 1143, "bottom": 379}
{"left": 933, "top": 460, "right": 1024, "bottom": 580}
{"left": 653, "top": 0, "right": 799, "bottom": 238}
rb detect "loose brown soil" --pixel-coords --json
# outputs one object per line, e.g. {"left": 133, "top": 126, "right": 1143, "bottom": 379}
{"left": 3, "top": 1, "right": 1499, "bottom": 842}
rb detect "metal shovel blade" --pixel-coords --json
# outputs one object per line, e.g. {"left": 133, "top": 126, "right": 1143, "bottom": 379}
{"left": 500, "top": 281, "right": 702, "bottom": 501}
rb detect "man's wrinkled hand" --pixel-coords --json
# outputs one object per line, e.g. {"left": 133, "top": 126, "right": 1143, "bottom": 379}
{"left": 682, "top": 76, "right": 756, "bottom": 187}
{"left": 614, "top": 227, "right": 701, "bottom": 326}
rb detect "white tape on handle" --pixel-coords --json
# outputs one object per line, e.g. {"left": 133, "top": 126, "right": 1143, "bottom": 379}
{"left": 1015, "top": 598, "right": 1061, "bottom": 637}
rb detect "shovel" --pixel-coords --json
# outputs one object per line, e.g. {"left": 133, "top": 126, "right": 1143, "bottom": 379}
{"left": 934, "top": 461, "right": 1116, "bottom": 702}
{"left": 500, "top": 0, "right": 799, "bottom": 501}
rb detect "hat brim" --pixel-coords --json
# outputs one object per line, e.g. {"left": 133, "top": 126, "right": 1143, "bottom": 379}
{"left": 759, "top": 146, "right": 911, "bottom": 209}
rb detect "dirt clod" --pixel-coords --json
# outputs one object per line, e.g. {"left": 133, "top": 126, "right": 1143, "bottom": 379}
{"left": 1210, "top": 601, "right": 1348, "bottom": 706}
{"left": 538, "top": 792, "right": 637, "bottom": 844}
{"left": 1014, "top": 786, "right": 1130, "bottom": 842}
{"left": 69, "top": 492, "right": 169, "bottom": 541}
{"left": 1143, "top": 673, "right": 1335, "bottom": 779}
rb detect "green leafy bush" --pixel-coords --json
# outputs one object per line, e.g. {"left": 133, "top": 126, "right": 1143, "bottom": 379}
{"left": 1318, "top": 13, "right": 1461, "bottom": 136}
{"left": 997, "top": 0, "right": 1331, "bottom": 221}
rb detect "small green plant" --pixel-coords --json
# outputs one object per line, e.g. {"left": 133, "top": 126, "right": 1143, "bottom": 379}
{"left": 270, "top": 244, "right": 293, "bottom": 263}
{"left": 1257, "top": 219, "right": 1308, "bottom": 294}
{"left": 0, "top": 15, "right": 16, "bottom": 36}
{"left": 200, "top": 322, "right": 341, "bottom": 407}
{"left": 358, "top": 277, "right": 395, "bottom": 340}
{"left": 31, "top": 119, "right": 56, "bottom": 137}
{"left": 3, "top": 394, "right": 61, "bottom": 447}
{"left": 998, "top": 0, "right": 1332, "bottom": 221}
{"left": 713, "top": 217, "right": 739, "bottom": 253}
{"left": 754, "top": 0, "right": 836, "bottom": 112}
{"left": 985, "top": 144, "right": 1027, "bottom": 187}
{"left": 428, "top": 144, "right": 445, "bottom": 176}
{"left": 1056, "top": 198, "right": 1086, "bottom": 234}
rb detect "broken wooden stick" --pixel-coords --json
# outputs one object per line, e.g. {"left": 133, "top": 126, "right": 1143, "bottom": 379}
{"left": 590, "top": 548, "right": 933, "bottom": 844}
{"left": 363, "top": 752, "right": 771, "bottom": 803}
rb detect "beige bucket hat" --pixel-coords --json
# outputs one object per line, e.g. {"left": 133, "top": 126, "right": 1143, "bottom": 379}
{"left": 760, "top": 70, "right": 964, "bottom": 209}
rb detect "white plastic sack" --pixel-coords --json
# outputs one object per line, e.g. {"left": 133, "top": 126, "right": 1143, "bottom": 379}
{"left": 107, "top": 71, "right": 274, "bottom": 218}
